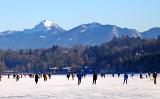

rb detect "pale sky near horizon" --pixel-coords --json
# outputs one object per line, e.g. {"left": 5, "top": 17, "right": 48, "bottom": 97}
{"left": 0, "top": 0, "right": 159, "bottom": 32}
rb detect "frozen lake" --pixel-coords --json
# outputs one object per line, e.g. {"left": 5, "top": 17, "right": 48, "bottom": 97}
{"left": 0, "top": 74, "right": 160, "bottom": 99}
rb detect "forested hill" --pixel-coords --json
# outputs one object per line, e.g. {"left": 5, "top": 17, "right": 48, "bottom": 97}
{"left": 0, "top": 36, "right": 160, "bottom": 73}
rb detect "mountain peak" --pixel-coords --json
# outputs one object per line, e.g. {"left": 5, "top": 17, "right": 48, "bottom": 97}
{"left": 40, "top": 20, "right": 55, "bottom": 28}
{"left": 32, "top": 20, "right": 64, "bottom": 32}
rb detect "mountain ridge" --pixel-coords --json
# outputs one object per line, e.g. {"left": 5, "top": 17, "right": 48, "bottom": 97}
{"left": 0, "top": 20, "right": 160, "bottom": 49}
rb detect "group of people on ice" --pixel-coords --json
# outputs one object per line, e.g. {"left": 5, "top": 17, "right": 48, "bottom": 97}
{"left": 0, "top": 72, "right": 158, "bottom": 85}
{"left": 66, "top": 72, "right": 97, "bottom": 85}
{"left": 34, "top": 73, "right": 52, "bottom": 84}
{"left": 65, "top": 72, "right": 158, "bottom": 85}
{"left": 123, "top": 72, "right": 158, "bottom": 84}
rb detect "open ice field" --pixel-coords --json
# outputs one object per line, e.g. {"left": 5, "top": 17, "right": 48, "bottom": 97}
{"left": 0, "top": 74, "right": 160, "bottom": 99}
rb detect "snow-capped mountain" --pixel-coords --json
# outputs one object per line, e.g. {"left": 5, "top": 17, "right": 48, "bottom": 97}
{"left": 0, "top": 20, "right": 65, "bottom": 49}
{"left": 23, "top": 20, "right": 65, "bottom": 34}
{"left": 0, "top": 20, "right": 159, "bottom": 49}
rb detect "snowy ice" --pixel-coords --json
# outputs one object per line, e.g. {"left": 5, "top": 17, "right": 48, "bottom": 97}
{"left": 0, "top": 74, "right": 160, "bottom": 99}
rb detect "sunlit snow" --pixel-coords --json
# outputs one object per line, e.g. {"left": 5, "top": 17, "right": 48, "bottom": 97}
{"left": 0, "top": 74, "right": 160, "bottom": 99}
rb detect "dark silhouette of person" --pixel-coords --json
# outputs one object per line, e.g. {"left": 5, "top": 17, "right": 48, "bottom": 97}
{"left": 140, "top": 73, "right": 143, "bottom": 79}
{"left": 43, "top": 74, "right": 47, "bottom": 81}
{"left": 152, "top": 72, "right": 157, "bottom": 84}
{"left": 100, "top": 73, "right": 103, "bottom": 78}
{"left": 13, "top": 74, "right": 16, "bottom": 78}
{"left": 118, "top": 73, "right": 120, "bottom": 77}
{"left": 123, "top": 73, "right": 128, "bottom": 84}
{"left": 93, "top": 72, "right": 98, "bottom": 85}
{"left": 16, "top": 74, "right": 20, "bottom": 82}
{"left": 8, "top": 74, "right": 10, "bottom": 79}
{"left": 48, "top": 74, "right": 51, "bottom": 79}
{"left": 112, "top": 73, "right": 114, "bottom": 77}
{"left": 83, "top": 73, "right": 86, "bottom": 78}
{"left": 131, "top": 73, "right": 134, "bottom": 78}
{"left": 148, "top": 73, "right": 151, "bottom": 77}
{"left": 71, "top": 73, "right": 75, "bottom": 80}
{"left": 103, "top": 73, "right": 105, "bottom": 78}
{"left": 77, "top": 73, "right": 82, "bottom": 85}
{"left": 35, "top": 74, "right": 39, "bottom": 84}
{"left": 66, "top": 74, "right": 70, "bottom": 80}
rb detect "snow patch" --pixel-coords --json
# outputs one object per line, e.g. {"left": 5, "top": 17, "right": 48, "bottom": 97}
{"left": 42, "top": 20, "right": 54, "bottom": 28}
{"left": 39, "top": 36, "right": 46, "bottom": 38}
{"left": 80, "top": 25, "right": 87, "bottom": 32}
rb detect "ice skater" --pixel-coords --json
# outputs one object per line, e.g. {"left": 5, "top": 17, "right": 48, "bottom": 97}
{"left": 13, "top": 74, "right": 16, "bottom": 78}
{"left": 101, "top": 73, "right": 105, "bottom": 78}
{"left": 93, "top": 72, "right": 97, "bottom": 85}
{"left": 66, "top": 74, "right": 70, "bottom": 80}
{"left": 48, "top": 73, "right": 51, "bottom": 79}
{"left": 112, "top": 73, "right": 114, "bottom": 77}
{"left": 148, "top": 73, "right": 151, "bottom": 77}
{"left": 152, "top": 72, "right": 157, "bottom": 84}
{"left": 8, "top": 74, "right": 10, "bottom": 79}
{"left": 16, "top": 74, "right": 20, "bottom": 82}
{"left": 83, "top": 73, "right": 86, "bottom": 78}
{"left": 77, "top": 73, "right": 82, "bottom": 85}
{"left": 35, "top": 74, "right": 39, "bottom": 84}
{"left": 140, "top": 73, "right": 143, "bottom": 79}
{"left": 131, "top": 73, "right": 134, "bottom": 78}
{"left": 118, "top": 73, "right": 120, "bottom": 77}
{"left": 123, "top": 73, "right": 128, "bottom": 84}
{"left": 71, "top": 73, "right": 75, "bottom": 80}
{"left": 43, "top": 74, "right": 47, "bottom": 81}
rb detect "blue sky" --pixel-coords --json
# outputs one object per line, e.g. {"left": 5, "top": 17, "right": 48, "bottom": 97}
{"left": 0, "top": 0, "right": 159, "bottom": 32}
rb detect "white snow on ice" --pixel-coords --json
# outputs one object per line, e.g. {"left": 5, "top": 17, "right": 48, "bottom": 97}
{"left": 0, "top": 74, "right": 160, "bottom": 99}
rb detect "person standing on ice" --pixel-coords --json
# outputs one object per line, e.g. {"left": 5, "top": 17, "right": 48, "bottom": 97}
{"left": 43, "top": 74, "right": 47, "bottom": 81}
{"left": 112, "top": 73, "right": 114, "bottom": 77}
{"left": 118, "top": 73, "right": 120, "bottom": 77}
{"left": 131, "top": 73, "right": 134, "bottom": 78}
{"left": 66, "top": 74, "right": 70, "bottom": 80}
{"left": 123, "top": 73, "right": 128, "bottom": 84}
{"left": 71, "top": 73, "right": 75, "bottom": 80}
{"left": 8, "top": 74, "right": 10, "bottom": 79}
{"left": 148, "top": 73, "right": 151, "bottom": 77}
{"left": 35, "top": 74, "right": 39, "bottom": 84}
{"left": 93, "top": 72, "right": 98, "bottom": 85}
{"left": 16, "top": 74, "right": 20, "bottom": 82}
{"left": 140, "top": 73, "right": 143, "bottom": 79}
{"left": 48, "top": 73, "right": 51, "bottom": 79}
{"left": 152, "top": 72, "right": 157, "bottom": 84}
{"left": 77, "top": 73, "right": 82, "bottom": 85}
{"left": 13, "top": 74, "right": 16, "bottom": 78}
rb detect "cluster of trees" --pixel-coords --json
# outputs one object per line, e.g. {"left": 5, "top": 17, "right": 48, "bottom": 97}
{"left": 0, "top": 36, "right": 160, "bottom": 73}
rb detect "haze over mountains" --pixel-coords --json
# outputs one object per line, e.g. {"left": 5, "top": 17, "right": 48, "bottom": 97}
{"left": 0, "top": 20, "right": 160, "bottom": 49}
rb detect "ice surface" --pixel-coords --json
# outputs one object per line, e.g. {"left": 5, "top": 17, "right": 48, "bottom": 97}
{"left": 0, "top": 74, "right": 160, "bottom": 99}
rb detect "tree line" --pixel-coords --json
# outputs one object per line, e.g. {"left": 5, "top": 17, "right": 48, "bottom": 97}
{"left": 0, "top": 36, "right": 160, "bottom": 73}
